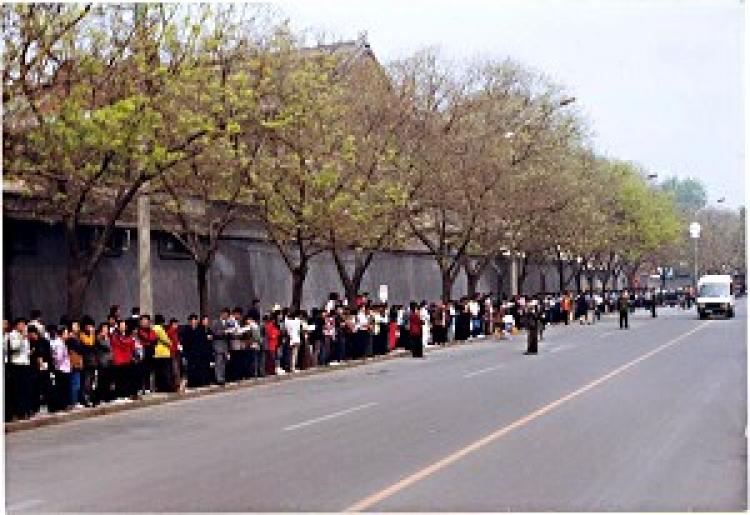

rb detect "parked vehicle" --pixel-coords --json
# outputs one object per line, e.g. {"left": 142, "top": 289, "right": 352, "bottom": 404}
{"left": 696, "top": 275, "right": 735, "bottom": 319}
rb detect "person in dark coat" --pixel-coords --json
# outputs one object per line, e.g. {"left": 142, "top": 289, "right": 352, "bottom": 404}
{"left": 575, "top": 294, "right": 588, "bottom": 324}
{"left": 431, "top": 304, "right": 447, "bottom": 345}
{"left": 248, "top": 299, "right": 262, "bottom": 324}
{"left": 455, "top": 303, "right": 471, "bottom": 341}
{"left": 524, "top": 306, "right": 540, "bottom": 355}
{"left": 650, "top": 288, "right": 658, "bottom": 318}
{"left": 180, "top": 314, "right": 211, "bottom": 387}
{"left": 618, "top": 290, "right": 630, "bottom": 329}
{"left": 28, "top": 325, "right": 52, "bottom": 415}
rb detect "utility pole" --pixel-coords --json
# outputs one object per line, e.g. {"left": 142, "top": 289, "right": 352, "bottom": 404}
{"left": 138, "top": 183, "right": 153, "bottom": 316}
{"left": 689, "top": 221, "right": 701, "bottom": 288}
{"left": 693, "top": 237, "right": 699, "bottom": 285}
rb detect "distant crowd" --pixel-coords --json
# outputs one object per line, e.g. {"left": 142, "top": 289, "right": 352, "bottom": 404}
{"left": 4, "top": 288, "right": 688, "bottom": 422}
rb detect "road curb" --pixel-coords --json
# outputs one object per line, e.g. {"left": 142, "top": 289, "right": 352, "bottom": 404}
{"left": 4, "top": 338, "right": 487, "bottom": 434}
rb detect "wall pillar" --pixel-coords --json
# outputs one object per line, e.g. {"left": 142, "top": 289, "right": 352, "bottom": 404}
{"left": 138, "top": 187, "right": 153, "bottom": 316}
{"left": 510, "top": 256, "right": 518, "bottom": 296}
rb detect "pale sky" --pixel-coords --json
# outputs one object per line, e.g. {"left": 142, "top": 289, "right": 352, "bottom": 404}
{"left": 272, "top": 0, "right": 745, "bottom": 207}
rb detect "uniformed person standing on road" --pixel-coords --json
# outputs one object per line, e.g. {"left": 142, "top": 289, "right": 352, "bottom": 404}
{"left": 524, "top": 303, "right": 540, "bottom": 354}
{"left": 650, "top": 288, "right": 657, "bottom": 318}
{"left": 618, "top": 290, "right": 630, "bottom": 329}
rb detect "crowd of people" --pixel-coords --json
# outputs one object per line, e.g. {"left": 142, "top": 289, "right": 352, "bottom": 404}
{"left": 4, "top": 288, "right": 680, "bottom": 422}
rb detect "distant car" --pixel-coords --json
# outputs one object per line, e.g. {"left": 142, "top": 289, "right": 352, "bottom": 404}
{"left": 696, "top": 275, "right": 735, "bottom": 319}
{"left": 662, "top": 291, "right": 680, "bottom": 307}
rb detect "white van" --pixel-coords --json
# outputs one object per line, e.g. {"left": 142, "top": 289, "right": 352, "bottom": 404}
{"left": 696, "top": 275, "right": 735, "bottom": 319}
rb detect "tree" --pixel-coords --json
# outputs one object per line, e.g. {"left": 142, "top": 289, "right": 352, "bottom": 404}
{"left": 323, "top": 47, "right": 417, "bottom": 305}
{"left": 694, "top": 206, "right": 745, "bottom": 276}
{"left": 153, "top": 5, "right": 271, "bottom": 316}
{"left": 389, "top": 53, "right": 582, "bottom": 300}
{"left": 3, "top": 4, "right": 217, "bottom": 318}
{"left": 660, "top": 176, "right": 708, "bottom": 214}
{"left": 601, "top": 161, "right": 682, "bottom": 286}
{"left": 249, "top": 30, "right": 359, "bottom": 310}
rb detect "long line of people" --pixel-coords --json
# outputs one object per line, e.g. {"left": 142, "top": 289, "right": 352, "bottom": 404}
{"left": 4, "top": 289, "right": 666, "bottom": 422}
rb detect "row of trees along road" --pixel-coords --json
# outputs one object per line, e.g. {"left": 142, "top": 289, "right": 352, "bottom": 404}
{"left": 648, "top": 177, "right": 745, "bottom": 280}
{"left": 4, "top": 4, "right": 687, "bottom": 318}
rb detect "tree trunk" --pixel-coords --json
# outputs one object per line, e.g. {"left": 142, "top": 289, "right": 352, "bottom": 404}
{"left": 332, "top": 249, "right": 374, "bottom": 307}
{"left": 350, "top": 252, "right": 374, "bottom": 304}
{"left": 197, "top": 261, "right": 209, "bottom": 317}
{"left": 441, "top": 268, "right": 455, "bottom": 302}
{"left": 291, "top": 265, "right": 307, "bottom": 312}
{"left": 517, "top": 257, "right": 528, "bottom": 296}
{"left": 66, "top": 264, "right": 90, "bottom": 321}
{"left": 466, "top": 271, "right": 480, "bottom": 298}
{"left": 558, "top": 254, "right": 565, "bottom": 293}
{"left": 65, "top": 222, "right": 93, "bottom": 320}
{"left": 576, "top": 270, "right": 582, "bottom": 293}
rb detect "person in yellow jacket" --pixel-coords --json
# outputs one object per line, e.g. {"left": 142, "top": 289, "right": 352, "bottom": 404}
{"left": 152, "top": 315, "right": 173, "bottom": 393}
{"left": 79, "top": 318, "right": 98, "bottom": 407}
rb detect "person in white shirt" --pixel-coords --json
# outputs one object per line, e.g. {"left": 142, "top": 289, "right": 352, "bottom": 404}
{"left": 355, "top": 307, "right": 370, "bottom": 358}
{"left": 447, "top": 302, "right": 456, "bottom": 342}
{"left": 7, "top": 318, "right": 33, "bottom": 420}
{"left": 419, "top": 303, "right": 431, "bottom": 347}
{"left": 468, "top": 300, "right": 480, "bottom": 338}
{"left": 595, "top": 293, "right": 604, "bottom": 321}
{"left": 28, "top": 309, "right": 47, "bottom": 339}
{"left": 284, "top": 311, "right": 302, "bottom": 373}
{"left": 48, "top": 326, "right": 71, "bottom": 412}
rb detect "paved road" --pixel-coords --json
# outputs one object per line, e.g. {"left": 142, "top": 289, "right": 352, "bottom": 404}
{"left": 6, "top": 301, "right": 747, "bottom": 512}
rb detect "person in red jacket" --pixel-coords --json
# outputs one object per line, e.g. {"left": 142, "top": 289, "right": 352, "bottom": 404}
{"left": 388, "top": 309, "right": 399, "bottom": 353}
{"left": 111, "top": 319, "right": 136, "bottom": 400}
{"left": 264, "top": 315, "right": 281, "bottom": 375}
{"left": 136, "top": 315, "right": 158, "bottom": 395}
{"left": 167, "top": 318, "right": 182, "bottom": 392}
{"left": 408, "top": 302, "right": 423, "bottom": 358}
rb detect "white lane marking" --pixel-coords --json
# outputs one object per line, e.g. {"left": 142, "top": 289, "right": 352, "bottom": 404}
{"left": 7, "top": 499, "right": 44, "bottom": 512}
{"left": 549, "top": 347, "right": 563, "bottom": 353}
{"left": 283, "top": 402, "right": 378, "bottom": 431}
{"left": 463, "top": 364, "right": 505, "bottom": 379}
{"left": 599, "top": 331, "right": 617, "bottom": 338}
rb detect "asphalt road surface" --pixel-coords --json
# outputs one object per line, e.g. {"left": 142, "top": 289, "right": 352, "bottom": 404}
{"left": 6, "top": 301, "right": 747, "bottom": 512}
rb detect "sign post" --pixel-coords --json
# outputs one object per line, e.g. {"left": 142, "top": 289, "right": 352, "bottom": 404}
{"left": 378, "top": 284, "right": 388, "bottom": 304}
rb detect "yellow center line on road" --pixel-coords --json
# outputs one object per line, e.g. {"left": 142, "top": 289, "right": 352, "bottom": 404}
{"left": 344, "top": 320, "right": 712, "bottom": 512}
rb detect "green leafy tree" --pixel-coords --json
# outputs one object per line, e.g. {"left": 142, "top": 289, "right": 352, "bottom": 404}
{"left": 661, "top": 176, "right": 708, "bottom": 214}
{"left": 323, "top": 50, "right": 417, "bottom": 305}
{"left": 249, "top": 30, "right": 360, "bottom": 310}
{"left": 153, "top": 5, "right": 272, "bottom": 316}
{"left": 3, "top": 4, "right": 217, "bottom": 317}
{"left": 602, "top": 161, "right": 682, "bottom": 286}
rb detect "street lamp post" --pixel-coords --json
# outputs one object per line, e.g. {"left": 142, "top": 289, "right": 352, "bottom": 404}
{"left": 556, "top": 244, "right": 564, "bottom": 293}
